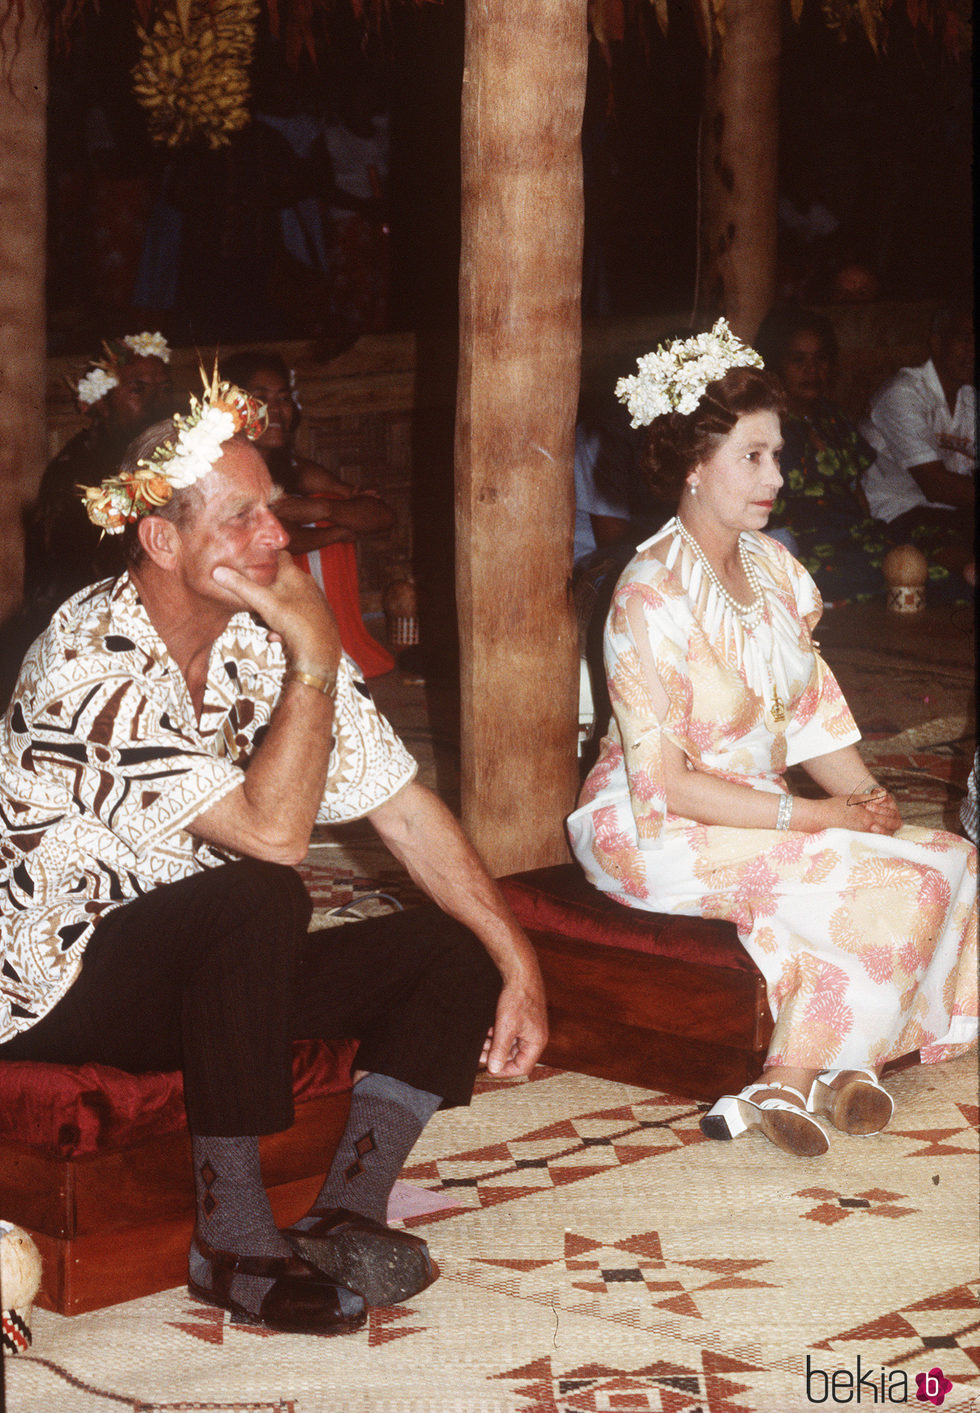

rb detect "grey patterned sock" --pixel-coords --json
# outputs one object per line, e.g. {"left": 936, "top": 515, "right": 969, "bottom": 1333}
{"left": 191, "top": 1134, "right": 293, "bottom": 1317}
{"left": 296, "top": 1073, "right": 441, "bottom": 1228}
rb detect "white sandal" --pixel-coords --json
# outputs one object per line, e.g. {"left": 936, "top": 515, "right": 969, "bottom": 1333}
{"left": 701, "top": 1081, "right": 829, "bottom": 1157}
{"left": 806, "top": 1068, "right": 894, "bottom": 1136}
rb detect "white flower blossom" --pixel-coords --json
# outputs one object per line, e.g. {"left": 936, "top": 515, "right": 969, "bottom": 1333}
{"left": 615, "top": 319, "right": 764, "bottom": 427}
{"left": 166, "top": 407, "right": 236, "bottom": 487}
{"left": 121, "top": 331, "right": 172, "bottom": 362}
{"left": 77, "top": 367, "right": 119, "bottom": 406}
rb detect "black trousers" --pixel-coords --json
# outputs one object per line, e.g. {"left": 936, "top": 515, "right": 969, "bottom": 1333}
{"left": 0, "top": 861, "right": 502, "bottom": 1136}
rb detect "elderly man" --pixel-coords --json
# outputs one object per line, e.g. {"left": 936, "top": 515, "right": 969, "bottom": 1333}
{"left": 0, "top": 375, "right": 548, "bottom": 1335}
{"left": 860, "top": 305, "right": 975, "bottom": 581}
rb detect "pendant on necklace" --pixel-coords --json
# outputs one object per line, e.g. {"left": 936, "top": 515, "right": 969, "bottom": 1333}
{"left": 770, "top": 692, "right": 785, "bottom": 723}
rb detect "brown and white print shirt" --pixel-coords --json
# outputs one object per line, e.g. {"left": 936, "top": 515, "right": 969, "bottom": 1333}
{"left": 0, "top": 575, "right": 416, "bottom": 1040}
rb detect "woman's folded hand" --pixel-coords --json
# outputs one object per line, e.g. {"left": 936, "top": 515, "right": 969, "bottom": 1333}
{"left": 813, "top": 790, "right": 902, "bottom": 835}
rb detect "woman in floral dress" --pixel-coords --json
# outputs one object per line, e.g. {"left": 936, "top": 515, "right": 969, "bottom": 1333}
{"left": 567, "top": 323, "right": 977, "bottom": 1158}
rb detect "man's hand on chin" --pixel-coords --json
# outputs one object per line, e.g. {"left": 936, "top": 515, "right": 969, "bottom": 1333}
{"left": 212, "top": 555, "right": 341, "bottom": 667}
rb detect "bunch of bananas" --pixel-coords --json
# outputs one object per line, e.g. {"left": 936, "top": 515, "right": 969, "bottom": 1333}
{"left": 817, "top": 0, "right": 887, "bottom": 50}
{"left": 132, "top": 0, "right": 260, "bottom": 150}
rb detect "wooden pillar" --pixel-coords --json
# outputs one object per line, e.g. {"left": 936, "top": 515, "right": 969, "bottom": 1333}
{"left": 455, "top": 0, "right": 587, "bottom": 874}
{"left": 0, "top": 0, "right": 48, "bottom": 622}
{"left": 696, "top": 0, "right": 781, "bottom": 340}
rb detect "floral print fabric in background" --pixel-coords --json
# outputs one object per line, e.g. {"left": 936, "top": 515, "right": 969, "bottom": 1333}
{"left": 767, "top": 400, "right": 963, "bottom": 605}
{"left": 767, "top": 400, "right": 890, "bottom": 605}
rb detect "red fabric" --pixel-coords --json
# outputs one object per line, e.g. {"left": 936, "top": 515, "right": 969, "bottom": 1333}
{"left": 499, "top": 865, "right": 753, "bottom": 972}
{"left": 297, "top": 538, "right": 395, "bottom": 680}
{"left": 0, "top": 1038, "right": 357, "bottom": 1160}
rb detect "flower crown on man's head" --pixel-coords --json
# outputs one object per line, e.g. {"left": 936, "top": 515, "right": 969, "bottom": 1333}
{"left": 82, "top": 363, "right": 267, "bottom": 535}
{"left": 75, "top": 331, "right": 173, "bottom": 407}
{"left": 615, "top": 319, "right": 764, "bottom": 428}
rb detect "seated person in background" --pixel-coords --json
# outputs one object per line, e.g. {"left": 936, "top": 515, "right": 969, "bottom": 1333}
{"left": 860, "top": 304, "right": 975, "bottom": 585}
{"left": 754, "top": 307, "right": 896, "bottom": 606}
{"left": 0, "top": 332, "right": 179, "bottom": 709}
{"left": 568, "top": 322, "right": 977, "bottom": 1161}
{"left": 221, "top": 351, "right": 396, "bottom": 678}
{"left": 23, "top": 331, "right": 176, "bottom": 619}
{"left": 0, "top": 374, "right": 547, "bottom": 1334}
{"left": 574, "top": 392, "right": 633, "bottom": 569}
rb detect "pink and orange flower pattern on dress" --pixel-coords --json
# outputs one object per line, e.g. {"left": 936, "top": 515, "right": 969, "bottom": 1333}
{"left": 567, "top": 520, "right": 977, "bottom": 1073}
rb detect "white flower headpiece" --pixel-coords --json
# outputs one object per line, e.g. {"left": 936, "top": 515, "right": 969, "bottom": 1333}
{"left": 121, "top": 331, "right": 172, "bottom": 363}
{"left": 75, "top": 331, "right": 173, "bottom": 407}
{"left": 82, "top": 363, "right": 267, "bottom": 535}
{"left": 76, "top": 367, "right": 120, "bottom": 407}
{"left": 615, "top": 319, "right": 764, "bottom": 427}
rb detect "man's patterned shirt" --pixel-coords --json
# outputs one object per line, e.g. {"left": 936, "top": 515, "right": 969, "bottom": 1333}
{"left": 0, "top": 575, "right": 416, "bottom": 1040}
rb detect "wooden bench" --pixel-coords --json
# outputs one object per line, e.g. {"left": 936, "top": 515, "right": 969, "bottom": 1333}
{"left": 499, "top": 864, "right": 774, "bottom": 1100}
{"left": 0, "top": 1040, "right": 356, "bottom": 1315}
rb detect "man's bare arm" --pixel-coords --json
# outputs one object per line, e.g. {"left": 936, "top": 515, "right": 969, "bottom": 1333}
{"left": 368, "top": 780, "right": 549, "bottom": 1077}
{"left": 908, "top": 459, "right": 975, "bottom": 509}
{"left": 188, "top": 553, "right": 341, "bottom": 863}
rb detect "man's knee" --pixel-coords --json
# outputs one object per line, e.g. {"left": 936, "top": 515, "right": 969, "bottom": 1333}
{"left": 426, "top": 912, "right": 504, "bottom": 1018}
{"left": 190, "top": 862, "right": 312, "bottom": 980}
{"left": 207, "top": 860, "right": 311, "bottom": 930}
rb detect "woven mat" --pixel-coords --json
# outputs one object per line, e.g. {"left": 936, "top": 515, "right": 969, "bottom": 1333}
{"left": 857, "top": 715, "right": 976, "bottom": 832}
{"left": 9, "top": 1054, "right": 978, "bottom": 1412}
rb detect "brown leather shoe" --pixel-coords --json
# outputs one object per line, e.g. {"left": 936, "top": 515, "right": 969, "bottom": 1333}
{"left": 283, "top": 1207, "right": 438, "bottom": 1306}
{"left": 189, "top": 1233, "right": 367, "bottom": 1334}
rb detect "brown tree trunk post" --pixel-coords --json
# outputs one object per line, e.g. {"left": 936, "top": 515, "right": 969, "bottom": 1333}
{"left": 0, "top": 1, "right": 48, "bottom": 622}
{"left": 455, "top": 0, "right": 587, "bottom": 874}
{"left": 696, "top": 0, "right": 781, "bottom": 341}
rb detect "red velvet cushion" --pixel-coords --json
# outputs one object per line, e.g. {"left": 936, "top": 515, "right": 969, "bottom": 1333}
{"left": 0, "top": 1037, "right": 357, "bottom": 1160}
{"left": 499, "top": 865, "right": 753, "bottom": 972}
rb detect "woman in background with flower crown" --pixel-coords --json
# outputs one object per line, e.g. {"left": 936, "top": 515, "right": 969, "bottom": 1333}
{"left": 221, "top": 352, "right": 396, "bottom": 679}
{"left": 24, "top": 332, "right": 176, "bottom": 615}
{"left": 0, "top": 334, "right": 177, "bottom": 711}
{"left": 567, "top": 322, "right": 977, "bottom": 1159}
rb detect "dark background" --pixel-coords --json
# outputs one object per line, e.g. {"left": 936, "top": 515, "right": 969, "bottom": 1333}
{"left": 46, "top": 0, "right": 973, "bottom": 352}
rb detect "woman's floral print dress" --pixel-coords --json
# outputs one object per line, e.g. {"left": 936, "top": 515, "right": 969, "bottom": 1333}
{"left": 567, "top": 520, "right": 977, "bottom": 1070}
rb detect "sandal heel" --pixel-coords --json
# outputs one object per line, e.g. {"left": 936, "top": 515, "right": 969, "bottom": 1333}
{"left": 808, "top": 1070, "right": 893, "bottom": 1136}
{"left": 700, "top": 1094, "right": 750, "bottom": 1141}
{"left": 701, "top": 1081, "right": 829, "bottom": 1156}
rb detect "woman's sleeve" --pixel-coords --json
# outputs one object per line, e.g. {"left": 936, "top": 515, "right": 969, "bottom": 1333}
{"left": 780, "top": 555, "right": 861, "bottom": 765}
{"left": 604, "top": 580, "right": 690, "bottom": 850}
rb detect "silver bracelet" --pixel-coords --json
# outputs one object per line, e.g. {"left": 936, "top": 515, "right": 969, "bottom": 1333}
{"left": 776, "top": 794, "right": 794, "bottom": 831}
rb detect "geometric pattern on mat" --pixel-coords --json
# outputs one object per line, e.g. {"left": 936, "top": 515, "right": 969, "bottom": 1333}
{"left": 812, "top": 1280, "right": 980, "bottom": 1373}
{"left": 9, "top": 1055, "right": 979, "bottom": 1413}
{"left": 400, "top": 1092, "right": 709, "bottom": 1226}
{"left": 793, "top": 1186, "right": 921, "bottom": 1224}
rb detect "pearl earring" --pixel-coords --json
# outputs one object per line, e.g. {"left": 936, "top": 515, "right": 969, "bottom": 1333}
{"left": 689, "top": 483, "right": 698, "bottom": 497}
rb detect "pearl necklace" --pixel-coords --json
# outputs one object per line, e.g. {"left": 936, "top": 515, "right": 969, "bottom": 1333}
{"left": 674, "top": 518, "right": 785, "bottom": 723}
{"left": 676, "top": 518, "right": 765, "bottom": 627}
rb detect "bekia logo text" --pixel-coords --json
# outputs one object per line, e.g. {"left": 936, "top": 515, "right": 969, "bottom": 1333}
{"left": 806, "top": 1356, "right": 956, "bottom": 1405}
